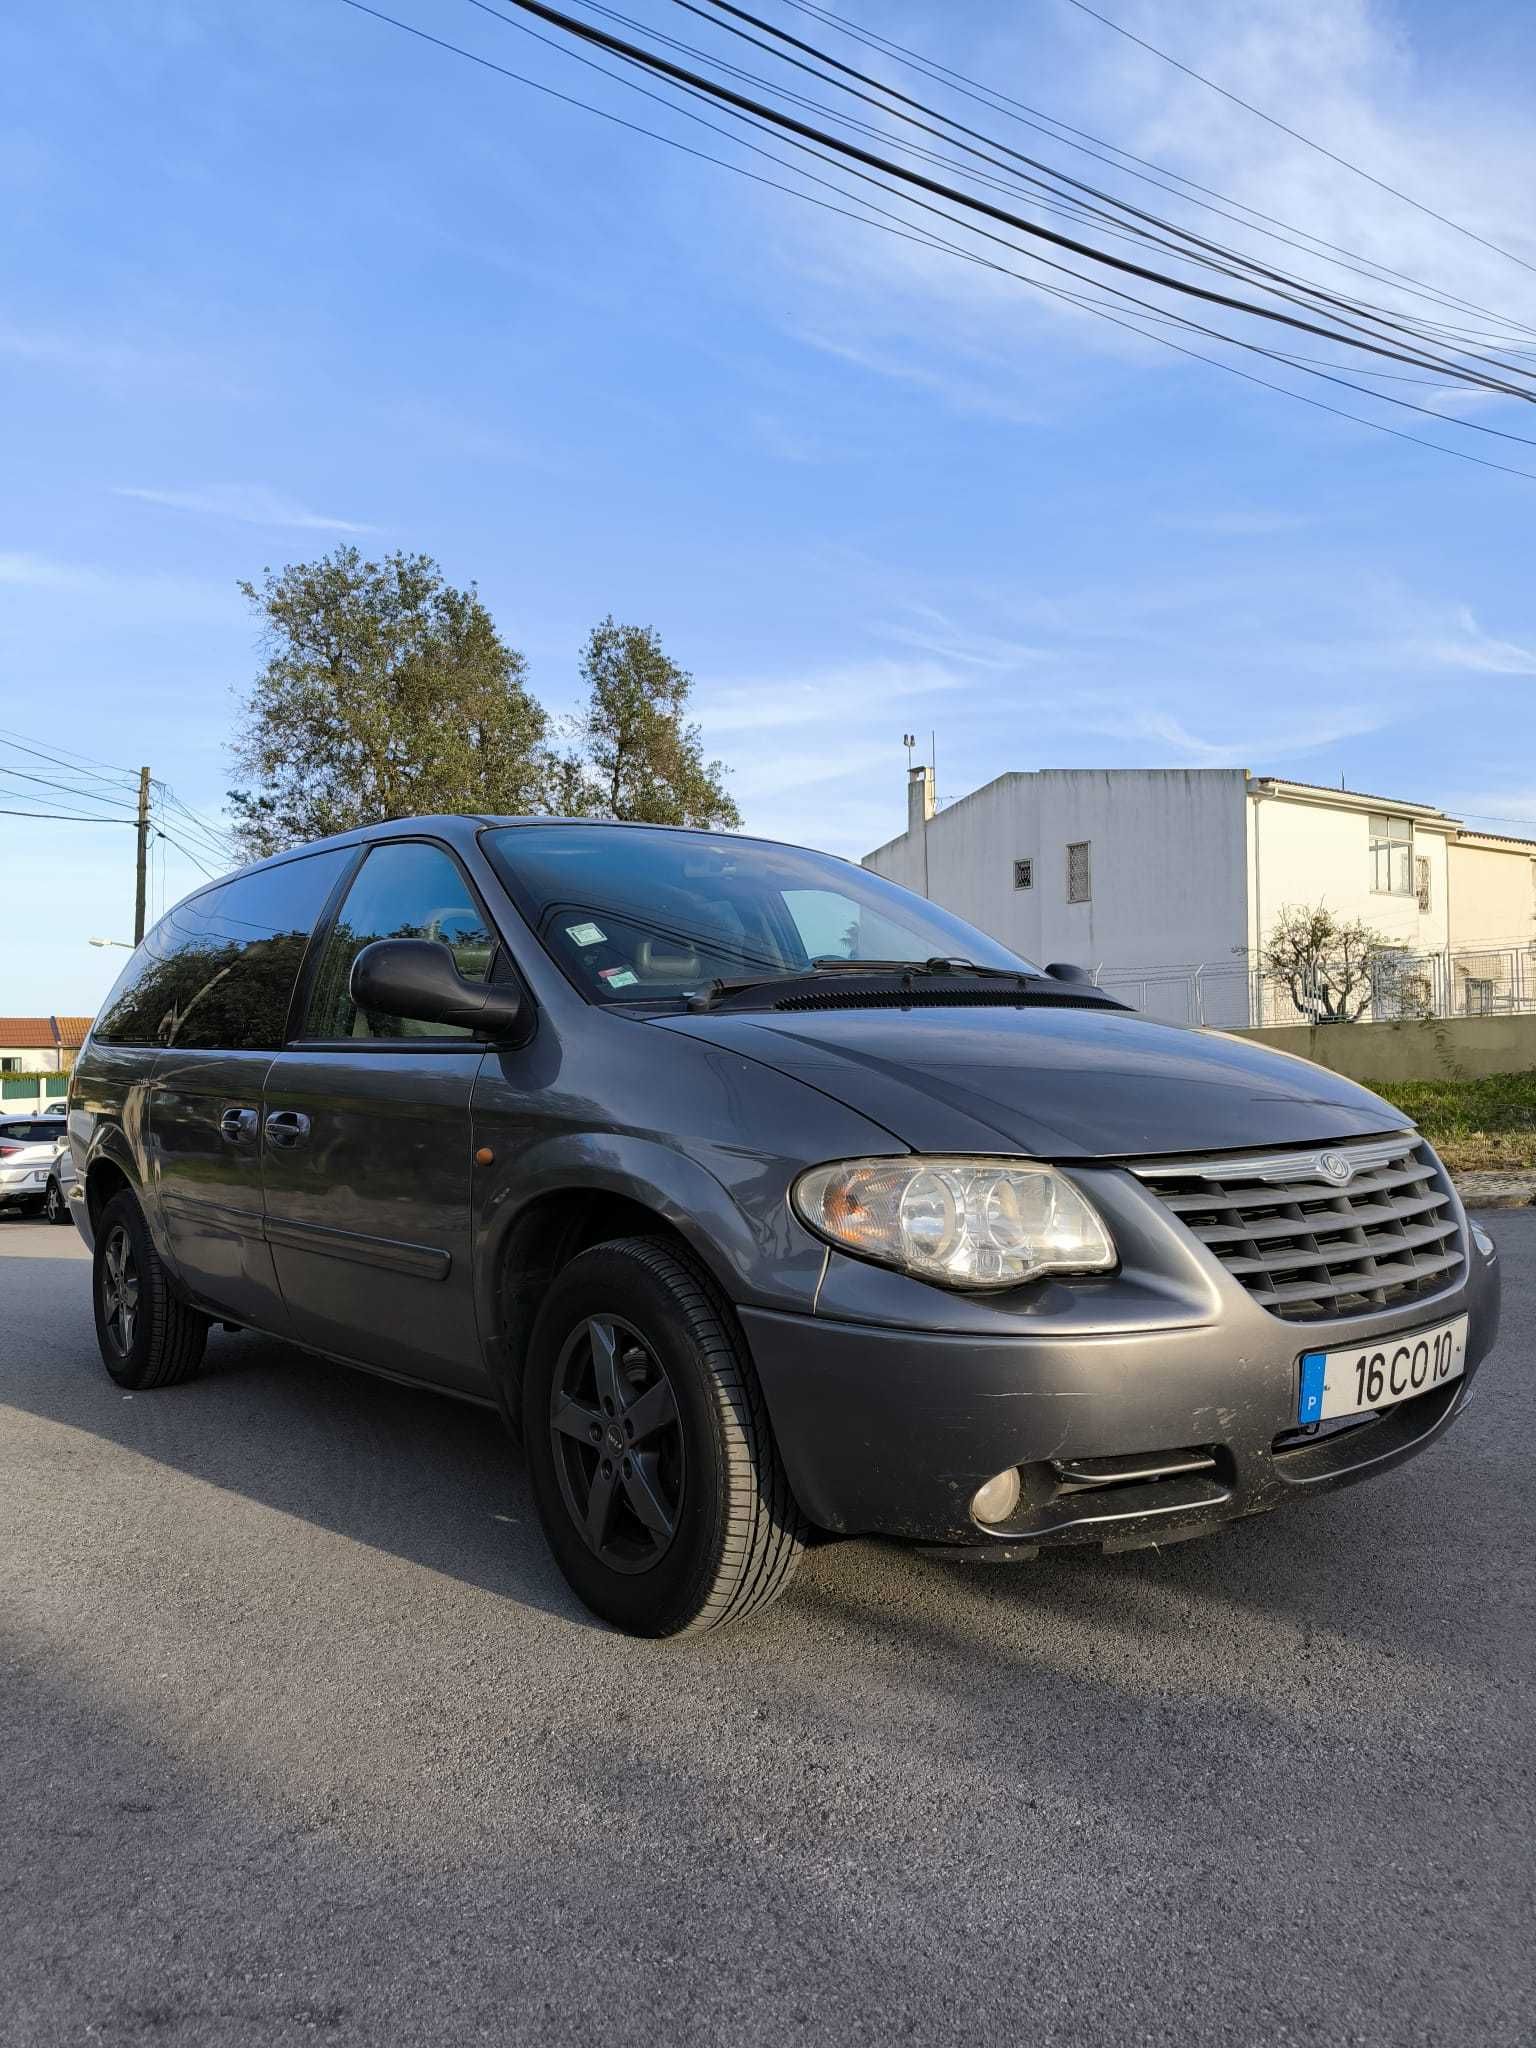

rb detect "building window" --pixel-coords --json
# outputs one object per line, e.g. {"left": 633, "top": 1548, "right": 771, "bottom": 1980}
{"left": 1013, "top": 858, "right": 1033, "bottom": 891}
{"left": 0, "top": 1057, "right": 20, "bottom": 1073}
{"left": 1369, "top": 813, "right": 1414, "bottom": 895}
{"left": 1066, "top": 841, "right": 1092, "bottom": 905}
{"left": 1415, "top": 856, "right": 1432, "bottom": 913}
{"left": 1465, "top": 977, "right": 1495, "bottom": 1016}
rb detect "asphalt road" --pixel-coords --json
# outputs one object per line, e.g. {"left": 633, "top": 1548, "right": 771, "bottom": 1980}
{"left": 2, "top": 1210, "right": 1531, "bottom": 2048}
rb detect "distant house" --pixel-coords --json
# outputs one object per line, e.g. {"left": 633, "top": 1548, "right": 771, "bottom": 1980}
{"left": 0, "top": 1016, "right": 93, "bottom": 1104}
{"left": 863, "top": 768, "right": 1536, "bottom": 1026}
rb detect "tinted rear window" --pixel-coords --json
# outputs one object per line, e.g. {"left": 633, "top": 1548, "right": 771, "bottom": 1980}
{"left": 0, "top": 1121, "right": 62, "bottom": 1142}
{"left": 94, "top": 848, "right": 352, "bottom": 1051}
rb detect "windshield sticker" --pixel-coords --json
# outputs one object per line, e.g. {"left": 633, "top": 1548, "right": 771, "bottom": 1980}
{"left": 599, "top": 966, "right": 638, "bottom": 988}
{"left": 566, "top": 921, "right": 607, "bottom": 947}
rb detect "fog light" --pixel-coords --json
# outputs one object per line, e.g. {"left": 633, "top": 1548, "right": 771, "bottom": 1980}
{"left": 970, "top": 1466, "right": 1022, "bottom": 1525}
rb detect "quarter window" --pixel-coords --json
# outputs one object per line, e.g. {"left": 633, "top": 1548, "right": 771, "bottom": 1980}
{"left": 1369, "top": 814, "right": 1414, "bottom": 895}
{"left": 1066, "top": 841, "right": 1092, "bottom": 905}
{"left": 94, "top": 850, "right": 350, "bottom": 1050}
{"left": 303, "top": 841, "right": 494, "bottom": 1040}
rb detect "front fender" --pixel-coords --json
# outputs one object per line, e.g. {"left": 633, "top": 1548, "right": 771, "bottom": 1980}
{"left": 471, "top": 1129, "right": 828, "bottom": 1341}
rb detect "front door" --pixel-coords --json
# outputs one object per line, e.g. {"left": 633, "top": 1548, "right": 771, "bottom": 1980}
{"left": 260, "top": 838, "right": 496, "bottom": 1396}
{"left": 146, "top": 849, "right": 352, "bottom": 1329}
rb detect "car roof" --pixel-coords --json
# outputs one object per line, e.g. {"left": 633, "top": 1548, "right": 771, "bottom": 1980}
{"left": 181, "top": 814, "right": 861, "bottom": 899}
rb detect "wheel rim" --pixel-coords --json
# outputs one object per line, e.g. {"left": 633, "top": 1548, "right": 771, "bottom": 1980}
{"left": 100, "top": 1223, "right": 140, "bottom": 1357}
{"left": 549, "top": 1315, "right": 684, "bottom": 1575}
{"left": 45, "top": 1184, "right": 60, "bottom": 1221}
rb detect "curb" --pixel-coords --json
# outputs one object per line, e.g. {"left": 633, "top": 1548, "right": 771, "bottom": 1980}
{"left": 1455, "top": 1173, "right": 1536, "bottom": 1211}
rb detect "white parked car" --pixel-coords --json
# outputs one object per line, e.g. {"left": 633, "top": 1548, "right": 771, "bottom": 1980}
{"left": 0, "top": 1117, "right": 72, "bottom": 1219}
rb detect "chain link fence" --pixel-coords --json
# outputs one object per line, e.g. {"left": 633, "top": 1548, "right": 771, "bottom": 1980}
{"left": 1092, "top": 945, "right": 1536, "bottom": 1028}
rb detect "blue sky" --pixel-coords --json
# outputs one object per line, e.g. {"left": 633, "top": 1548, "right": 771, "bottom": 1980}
{"left": 5, "top": 0, "right": 1536, "bottom": 1012}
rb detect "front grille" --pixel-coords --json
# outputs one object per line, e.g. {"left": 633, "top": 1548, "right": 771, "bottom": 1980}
{"left": 1133, "top": 1134, "right": 1464, "bottom": 1322}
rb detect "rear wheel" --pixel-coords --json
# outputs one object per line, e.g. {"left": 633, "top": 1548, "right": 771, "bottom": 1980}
{"left": 92, "top": 1189, "right": 208, "bottom": 1389}
{"left": 521, "top": 1237, "right": 805, "bottom": 1637}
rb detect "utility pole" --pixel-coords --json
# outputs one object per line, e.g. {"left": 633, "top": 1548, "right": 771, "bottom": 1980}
{"left": 133, "top": 765, "right": 151, "bottom": 945}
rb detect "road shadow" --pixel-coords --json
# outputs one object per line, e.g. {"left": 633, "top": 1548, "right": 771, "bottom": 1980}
{"left": 0, "top": 1249, "right": 592, "bottom": 1630}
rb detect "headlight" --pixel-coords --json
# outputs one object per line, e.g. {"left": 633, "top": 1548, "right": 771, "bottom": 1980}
{"left": 791, "top": 1157, "right": 1116, "bottom": 1289}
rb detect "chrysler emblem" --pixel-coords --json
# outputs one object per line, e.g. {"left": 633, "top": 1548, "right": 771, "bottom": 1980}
{"left": 1319, "top": 1152, "right": 1354, "bottom": 1186}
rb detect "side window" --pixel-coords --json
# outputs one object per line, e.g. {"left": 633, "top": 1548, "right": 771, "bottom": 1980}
{"left": 303, "top": 841, "right": 494, "bottom": 1041}
{"left": 171, "top": 851, "right": 353, "bottom": 1052}
{"left": 93, "top": 894, "right": 225, "bottom": 1046}
{"left": 92, "top": 850, "right": 350, "bottom": 1051}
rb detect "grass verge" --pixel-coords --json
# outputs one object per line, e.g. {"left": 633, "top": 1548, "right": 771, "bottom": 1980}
{"left": 1375, "top": 1070, "right": 1536, "bottom": 1174}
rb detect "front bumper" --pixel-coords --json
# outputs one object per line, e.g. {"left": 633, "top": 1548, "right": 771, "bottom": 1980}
{"left": 739, "top": 1208, "right": 1501, "bottom": 1552}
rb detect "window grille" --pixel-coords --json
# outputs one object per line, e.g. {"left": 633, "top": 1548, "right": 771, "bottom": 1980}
{"left": 1066, "top": 841, "right": 1092, "bottom": 904}
{"left": 1013, "top": 858, "right": 1033, "bottom": 890}
{"left": 1415, "top": 856, "right": 1432, "bottom": 913}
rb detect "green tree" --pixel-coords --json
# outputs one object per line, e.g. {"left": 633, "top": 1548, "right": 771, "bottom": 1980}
{"left": 228, "top": 547, "right": 550, "bottom": 858}
{"left": 557, "top": 616, "right": 741, "bottom": 829}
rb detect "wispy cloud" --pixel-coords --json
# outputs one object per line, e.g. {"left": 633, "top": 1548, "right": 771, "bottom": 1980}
{"left": 113, "top": 485, "right": 378, "bottom": 534}
{"left": 0, "top": 552, "right": 234, "bottom": 623}
{"left": 1115, "top": 706, "right": 1393, "bottom": 767}
{"left": 1418, "top": 605, "right": 1536, "bottom": 676}
{"left": 697, "top": 658, "right": 967, "bottom": 737}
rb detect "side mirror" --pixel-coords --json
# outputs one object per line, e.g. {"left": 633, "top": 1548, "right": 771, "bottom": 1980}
{"left": 349, "top": 938, "right": 524, "bottom": 1038}
{"left": 1043, "top": 960, "right": 1094, "bottom": 986}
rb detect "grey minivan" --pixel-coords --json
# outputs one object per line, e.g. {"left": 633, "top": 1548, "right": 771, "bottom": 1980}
{"left": 70, "top": 816, "right": 1501, "bottom": 1636}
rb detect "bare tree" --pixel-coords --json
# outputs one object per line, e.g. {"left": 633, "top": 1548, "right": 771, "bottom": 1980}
{"left": 1260, "top": 904, "right": 1394, "bottom": 1023}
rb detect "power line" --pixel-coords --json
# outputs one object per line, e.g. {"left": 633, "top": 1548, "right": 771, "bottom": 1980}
{"left": 1057, "top": 0, "right": 1536, "bottom": 280}
{"left": 154, "top": 826, "right": 223, "bottom": 881}
{"left": 772, "top": 0, "right": 1536, "bottom": 337}
{"left": 0, "top": 808, "right": 136, "bottom": 823}
{"left": 338, "top": 0, "right": 1536, "bottom": 482}
{"left": 465, "top": 0, "right": 1536, "bottom": 403}
{"left": 671, "top": 0, "right": 1536, "bottom": 391}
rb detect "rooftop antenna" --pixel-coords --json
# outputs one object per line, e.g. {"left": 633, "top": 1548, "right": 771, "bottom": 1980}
{"left": 903, "top": 733, "right": 916, "bottom": 774}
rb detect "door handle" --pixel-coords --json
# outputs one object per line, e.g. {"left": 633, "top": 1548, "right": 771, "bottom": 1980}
{"left": 219, "top": 1107, "right": 259, "bottom": 1144}
{"left": 264, "top": 1109, "right": 312, "bottom": 1149}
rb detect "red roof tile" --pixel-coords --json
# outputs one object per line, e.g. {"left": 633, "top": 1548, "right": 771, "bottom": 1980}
{"left": 0, "top": 1015, "right": 94, "bottom": 1050}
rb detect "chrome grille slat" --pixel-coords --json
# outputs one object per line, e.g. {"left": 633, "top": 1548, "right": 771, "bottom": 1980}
{"left": 1133, "top": 1136, "right": 1465, "bottom": 1322}
{"left": 1222, "top": 1218, "right": 1459, "bottom": 1278}
{"left": 1192, "top": 1189, "right": 1449, "bottom": 1246}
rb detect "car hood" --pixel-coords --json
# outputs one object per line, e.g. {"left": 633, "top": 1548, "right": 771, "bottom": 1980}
{"left": 653, "top": 1003, "right": 1409, "bottom": 1158}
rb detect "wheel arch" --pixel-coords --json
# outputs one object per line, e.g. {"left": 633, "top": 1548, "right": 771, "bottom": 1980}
{"left": 475, "top": 1139, "right": 763, "bottom": 1431}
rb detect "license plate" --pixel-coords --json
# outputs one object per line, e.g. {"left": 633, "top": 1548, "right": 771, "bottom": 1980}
{"left": 1297, "top": 1314, "right": 1468, "bottom": 1424}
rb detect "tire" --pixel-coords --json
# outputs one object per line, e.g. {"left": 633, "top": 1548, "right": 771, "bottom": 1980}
{"left": 92, "top": 1189, "right": 208, "bottom": 1390}
{"left": 44, "top": 1178, "right": 72, "bottom": 1227}
{"left": 521, "top": 1237, "right": 806, "bottom": 1638}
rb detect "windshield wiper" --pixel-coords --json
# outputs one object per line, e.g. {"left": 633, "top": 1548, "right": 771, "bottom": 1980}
{"left": 685, "top": 957, "right": 1035, "bottom": 1012}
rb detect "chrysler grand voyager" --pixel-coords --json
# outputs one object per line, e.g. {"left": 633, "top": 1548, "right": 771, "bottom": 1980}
{"left": 69, "top": 816, "right": 1500, "bottom": 1636}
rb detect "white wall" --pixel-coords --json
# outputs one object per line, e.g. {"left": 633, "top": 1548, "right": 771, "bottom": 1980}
{"left": 864, "top": 768, "right": 1252, "bottom": 1023}
{"left": 0, "top": 1046, "right": 63, "bottom": 1074}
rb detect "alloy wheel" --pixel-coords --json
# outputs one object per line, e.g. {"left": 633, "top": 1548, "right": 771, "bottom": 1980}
{"left": 101, "top": 1223, "right": 140, "bottom": 1358}
{"left": 45, "top": 1182, "right": 62, "bottom": 1223}
{"left": 549, "top": 1315, "right": 684, "bottom": 1575}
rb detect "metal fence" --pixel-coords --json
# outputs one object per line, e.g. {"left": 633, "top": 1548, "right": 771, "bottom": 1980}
{"left": 1092, "top": 945, "right": 1536, "bottom": 1029}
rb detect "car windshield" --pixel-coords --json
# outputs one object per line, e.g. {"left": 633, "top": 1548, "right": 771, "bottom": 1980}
{"left": 483, "top": 824, "right": 1036, "bottom": 1005}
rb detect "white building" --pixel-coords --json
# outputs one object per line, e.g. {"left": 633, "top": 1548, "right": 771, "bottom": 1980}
{"left": 862, "top": 768, "right": 1536, "bottom": 1027}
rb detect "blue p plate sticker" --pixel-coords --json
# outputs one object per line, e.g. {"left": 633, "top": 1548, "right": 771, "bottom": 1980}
{"left": 1297, "top": 1352, "right": 1327, "bottom": 1425}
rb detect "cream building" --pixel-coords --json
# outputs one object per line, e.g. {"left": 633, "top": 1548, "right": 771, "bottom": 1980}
{"left": 863, "top": 769, "right": 1536, "bottom": 1026}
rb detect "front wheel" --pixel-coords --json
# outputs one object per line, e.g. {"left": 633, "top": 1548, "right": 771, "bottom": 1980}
{"left": 44, "top": 1178, "right": 72, "bottom": 1226}
{"left": 92, "top": 1189, "right": 208, "bottom": 1389}
{"left": 521, "top": 1238, "right": 805, "bottom": 1637}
